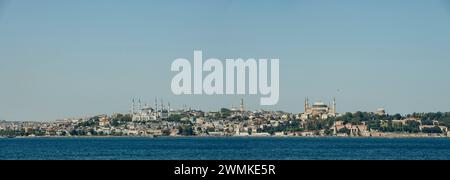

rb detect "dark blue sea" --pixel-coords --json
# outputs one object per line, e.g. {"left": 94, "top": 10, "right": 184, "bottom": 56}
{"left": 1, "top": 137, "right": 450, "bottom": 160}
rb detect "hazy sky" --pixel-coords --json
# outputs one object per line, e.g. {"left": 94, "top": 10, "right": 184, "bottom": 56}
{"left": 1, "top": 0, "right": 450, "bottom": 121}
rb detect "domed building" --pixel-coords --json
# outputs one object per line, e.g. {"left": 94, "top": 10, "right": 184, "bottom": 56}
{"left": 375, "top": 108, "right": 386, "bottom": 116}
{"left": 131, "top": 98, "right": 170, "bottom": 122}
{"left": 300, "top": 97, "right": 337, "bottom": 120}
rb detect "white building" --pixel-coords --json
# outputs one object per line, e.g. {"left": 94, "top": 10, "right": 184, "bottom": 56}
{"left": 300, "top": 97, "right": 337, "bottom": 120}
{"left": 131, "top": 99, "right": 170, "bottom": 122}
{"left": 375, "top": 108, "right": 387, "bottom": 116}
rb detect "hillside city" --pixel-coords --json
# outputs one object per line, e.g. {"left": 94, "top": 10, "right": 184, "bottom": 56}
{"left": 1, "top": 98, "right": 450, "bottom": 138}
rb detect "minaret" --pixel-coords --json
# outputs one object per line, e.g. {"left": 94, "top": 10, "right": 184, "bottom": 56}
{"left": 333, "top": 97, "right": 337, "bottom": 115}
{"left": 160, "top": 99, "right": 164, "bottom": 111}
{"left": 168, "top": 102, "right": 171, "bottom": 113}
{"left": 240, "top": 98, "right": 245, "bottom": 113}
{"left": 131, "top": 98, "right": 135, "bottom": 114}
{"left": 138, "top": 99, "right": 142, "bottom": 112}
{"left": 154, "top": 98, "right": 158, "bottom": 112}
{"left": 304, "top": 97, "right": 309, "bottom": 113}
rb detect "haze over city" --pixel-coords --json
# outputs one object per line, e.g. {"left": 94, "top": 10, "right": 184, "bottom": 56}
{"left": 1, "top": 0, "right": 450, "bottom": 121}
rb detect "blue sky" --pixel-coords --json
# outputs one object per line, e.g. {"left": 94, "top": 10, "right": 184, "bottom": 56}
{"left": 1, "top": 0, "right": 450, "bottom": 121}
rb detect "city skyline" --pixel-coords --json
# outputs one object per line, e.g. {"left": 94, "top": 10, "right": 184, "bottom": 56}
{"left": 0, "top": 97, "right": 445, "bottom": 122}
{"left": 1, "top": 0, "right": 450, "bottom": 121}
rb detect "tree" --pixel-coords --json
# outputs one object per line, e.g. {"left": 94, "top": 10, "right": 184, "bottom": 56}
{"left": 162, "top": 129, "right": 171, "bottom": 136}
{"left": 121, "top": 114, "right": 132, "bottom": 122}
{"left": 178, "top": 125, "right": 194, "bottom": 136}
{"left": 440, "top": 117, "right": 450, "bottom": 128}
{"left": 324, "top": 129, "right": 333, "bottom": 136}
{"left": 220, "top": 108, "right": 231, "bottom": 118}
{"left": 168, "top": 114, "right": 183, "bottom": 122}
{"left": 111, "top": 120, "right": 120, "bottom": 127}
{"left": 393, "top": 114, "right": 402, "bottom": 120}
{"left": 422, "top": 126, "right": 443, "bottom": 134}
{"left": 421, "top": 118, "right": 434, "bottom": 125}
{"left": 367, "top": 120, "right": 381, "bottom": 131}
{"left": 337, "top": 127, "right": 350, "bottom": 135}
{"left": 404, "top": 120, "right": 421, "bottom": 133}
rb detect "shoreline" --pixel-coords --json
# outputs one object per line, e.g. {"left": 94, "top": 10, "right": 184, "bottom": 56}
{"left": 1, "top": 135, "right": 449, "bottom": 139}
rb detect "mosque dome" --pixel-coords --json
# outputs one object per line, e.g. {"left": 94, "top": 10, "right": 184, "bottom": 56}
{"left": 313, "top": 102, "right": 328, "bottom": 108}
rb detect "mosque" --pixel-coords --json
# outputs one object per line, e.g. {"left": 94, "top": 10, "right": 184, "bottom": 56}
{"left": 300, "top": 97, "right": 337, "bottom": 120}
{"left": 131, "top": 99, "right": 170, "bottom": 121}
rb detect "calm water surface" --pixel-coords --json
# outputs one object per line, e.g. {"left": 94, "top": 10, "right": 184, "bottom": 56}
{"left": 1, "top": 137, "right": 450, "bottom": 160}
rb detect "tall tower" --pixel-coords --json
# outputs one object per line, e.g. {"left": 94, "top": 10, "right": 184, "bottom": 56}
{"left": 154, "top": 98, "right": 158, "bottom": 112}
{"left": 138, "top": 99, "right": 142, "bottom": 112}
{"left": 333, "top": 97, "right": 337, "bottom": 115}
{"left": 131, "top": 98, "right": 135, "bottom": 114}
{"left": 168, "top": 102, "right": 171, "bottom": 113}
{"left": 304, "top": 97, "right": 309, "bottom": 113}
{"left": 240, "top": 98, "right": 245, "bottom": 112}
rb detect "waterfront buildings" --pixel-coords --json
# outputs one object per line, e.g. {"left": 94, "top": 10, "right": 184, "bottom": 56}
{"left": 1, "top": 98, "right": 450, "bottom": 138}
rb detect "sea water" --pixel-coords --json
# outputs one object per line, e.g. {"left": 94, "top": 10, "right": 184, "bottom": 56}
{"left": 1, "top": 137, "right": 450, "bottom": 160}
